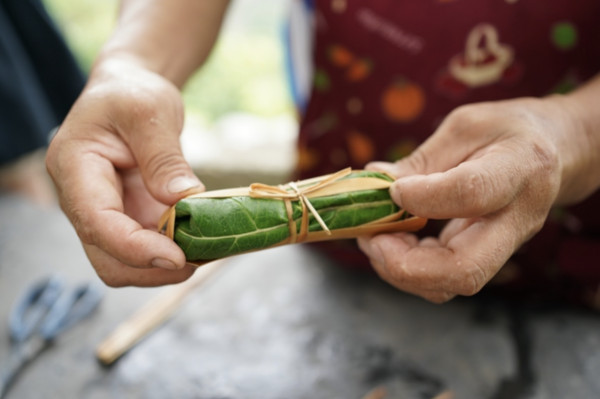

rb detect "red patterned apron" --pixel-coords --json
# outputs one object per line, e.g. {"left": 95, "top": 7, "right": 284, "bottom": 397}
{"left": 293, "top": 0, "right": 600, "bottom": 308}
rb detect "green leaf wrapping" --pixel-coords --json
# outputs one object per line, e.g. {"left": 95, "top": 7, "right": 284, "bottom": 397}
{"left": 173, "top": 171, "right": 402, "bottom": 261}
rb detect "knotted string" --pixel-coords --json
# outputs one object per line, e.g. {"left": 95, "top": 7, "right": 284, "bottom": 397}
{"left": 158, "top": 167, "right": 426, "bottom": 267}
{"left": 248, "top": 168, "right": 352, "bottom": 243}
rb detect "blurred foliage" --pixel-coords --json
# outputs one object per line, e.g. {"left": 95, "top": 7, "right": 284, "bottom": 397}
{"left": 43, "top": 0, "right": 294, "bottom": 123}
{"left": 43, "top": 0, "right": 119, "bottom": 72}
{"left": 183, "top": 33, "right": 293, "bottom": 123}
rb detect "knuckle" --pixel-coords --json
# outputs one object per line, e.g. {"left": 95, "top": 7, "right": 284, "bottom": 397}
{"left": 400, "top": 147, "right": 430, "bottom": 174}
{"left": 529, "top": 140, "right": 560, "bottom": 194}
{"left": 454, "top": 261, "right": 487, "bottom": 296}
{"left": 531, "top": 140, "right": 559, "bottom": 174}
{"left": 444, "top": 104, "right": 483, "bottom": 133}
{"left": 457, "top": 277, "right": 483, "bottom": 297}
{"left": 454, "top": 170, "right": 491, "bottom": 214}
{"left": 142, "top": 150, "right": 187, "bottom": 181}
{"left": 516, "top": 139, "right": 560, "bottom": 239}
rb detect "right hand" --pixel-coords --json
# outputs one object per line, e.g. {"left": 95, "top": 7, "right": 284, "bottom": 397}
{"left": 46, "top": 59, "right": 204, "bottom": 287}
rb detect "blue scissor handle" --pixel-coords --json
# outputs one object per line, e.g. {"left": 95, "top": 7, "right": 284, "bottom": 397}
{"left": 39, "top": 282, "right": 104, "bottom": 341}
{"left": 8, "top": 276, "right": 104, "bottom": 343}
{"left": 8, "top": 276, "right": 65, "bottom": 343}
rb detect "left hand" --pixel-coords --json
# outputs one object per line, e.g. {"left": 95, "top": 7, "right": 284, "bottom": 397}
{"left": 358, "top": 97, "right": 576, "bottom": 303}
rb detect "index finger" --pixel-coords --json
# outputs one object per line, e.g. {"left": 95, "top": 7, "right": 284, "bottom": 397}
{"left": 54, "top": 150, "right": 185, "bottom": 270}
{"left": 358, "top": 211, "right": 520, "bottom": 300}
{"left": 391, "top": 151, "right": 524, "bottom": 219}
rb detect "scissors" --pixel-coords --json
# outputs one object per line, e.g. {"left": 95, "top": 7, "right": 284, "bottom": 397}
{"left": 0, "top": 275, "right": 103, "bottom": 398}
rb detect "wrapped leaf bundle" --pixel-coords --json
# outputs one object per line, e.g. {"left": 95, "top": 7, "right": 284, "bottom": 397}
{"left": 159, "top": 168, "right": 426, "bottom": 265}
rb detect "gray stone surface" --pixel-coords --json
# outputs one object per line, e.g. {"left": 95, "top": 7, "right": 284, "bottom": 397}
{"left": 1, "top": 192, "right": 599, "bottom": 398}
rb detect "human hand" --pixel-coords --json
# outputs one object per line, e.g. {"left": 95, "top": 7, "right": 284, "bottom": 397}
{"left": 357, "top": 97, "right": 580, "bottom": 303}
{"left": 46, "top": 59, "right": 203, "bottom": 287}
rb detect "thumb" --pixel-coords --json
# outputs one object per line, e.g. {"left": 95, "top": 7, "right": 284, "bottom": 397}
{"left": 129, "top": 126, "right": 204, "bottom": 205}
{"left": 143, "top": 144, "right": 203, "bottom": 205}
{"left": 102, "top": 64, "right": 206, "bottom": 205}
{"left": 366, "top": 110, "right": 497, "bottom": 217}
{"left": 104, "top": 68, "right": 205, "bottom": 205}
{"left": 368, "top": 135, "right": 471, "bottom": 180}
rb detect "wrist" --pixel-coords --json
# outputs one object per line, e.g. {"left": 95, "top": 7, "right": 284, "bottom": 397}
{"left": 86, "top": 53, "right": 152, "bottom": 95}
{"left": 90, "top": 0, "right": 229, "bottom": 88}
{"left": 93, "top": 41, "right": 186, "bottom": 87}
{"left": 545, "top": 84, "right": 600, "bottom": 205}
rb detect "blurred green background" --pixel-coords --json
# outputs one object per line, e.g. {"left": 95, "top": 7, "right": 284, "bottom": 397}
{"left": 43, "top": 0, "right": 295, "bottom": 126}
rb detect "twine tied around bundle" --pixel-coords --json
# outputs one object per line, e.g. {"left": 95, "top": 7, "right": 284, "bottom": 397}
{"left": 248, "top": 168, "right": 352, "bottom": 243}
{"left": 158, "top": 167, "right": 427, "bottom": 267}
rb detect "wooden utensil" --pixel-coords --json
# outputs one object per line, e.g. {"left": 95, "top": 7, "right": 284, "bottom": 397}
{"left": 95, "top": 260, "right": 225, "bottom": 366}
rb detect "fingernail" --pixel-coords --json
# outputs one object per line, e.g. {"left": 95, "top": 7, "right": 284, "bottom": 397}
{"left": 152, "top": 257, "right": 178, "bottom": 270}
{"left": 168, "top": 176, "right": 202, "bottom": 194}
